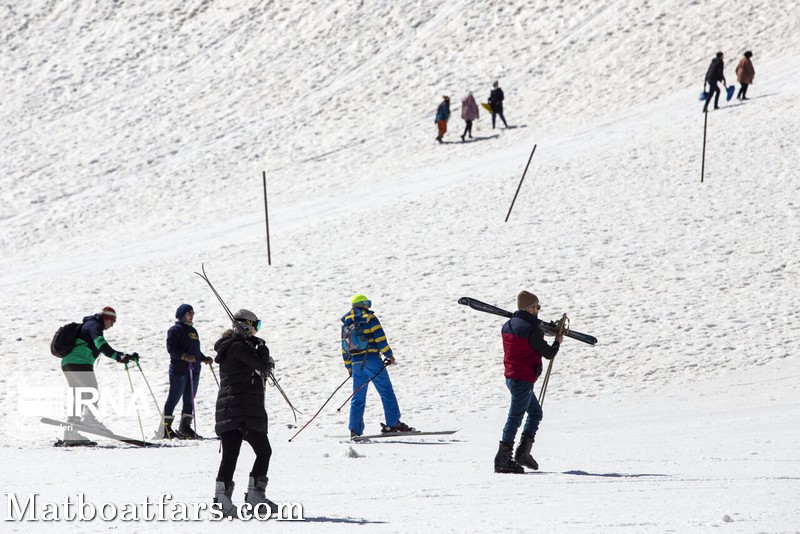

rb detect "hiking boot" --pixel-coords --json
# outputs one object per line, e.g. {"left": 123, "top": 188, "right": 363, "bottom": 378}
{"left": 213, "top": 480, "right": 236, "bottom": 518}
{"left": 494, "top": 441, "right": 524, "bottom": 474}
{"left": 178, "top": 413, "right": 201, "bottom": 439}
{"left": 514, "top": 433, "right": 539, "bottom": 470}
{"left": 244, "top": 475, "right": 278, "bottom": 517}
{"left": 350, "top": 431, "right": 361, "bottom": 440}
{"left": 381, "top": 421, "right": 416, "bottom": 433}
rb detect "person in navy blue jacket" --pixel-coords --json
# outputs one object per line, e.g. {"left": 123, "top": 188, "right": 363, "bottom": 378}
{"left": 495, "top": 291, "right": 563, "bottom": 473}
{"left": 162, "top": 303, "right": 212, "bottom": 439}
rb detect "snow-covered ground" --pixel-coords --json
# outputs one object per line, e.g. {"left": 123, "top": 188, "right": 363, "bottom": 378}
{"left": 2, "top": 0, "right": 799, "bottom": 532}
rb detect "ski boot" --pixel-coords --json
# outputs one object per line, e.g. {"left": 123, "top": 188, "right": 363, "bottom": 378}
{"left": 380, "top": 421, "right": 416, "bottom": 433}
{"left": 213, "top": 480, "right": 236, "bottom": 518}
{"left": 245, "top": 475, "right": 278, "bottom": 517}
{"left": 80, "top": 407, "right": 111, "bottom": 433}
{"left": 514, "top": 433, "right": 539, "bottom": 470}
{"left": 494, "top": 441, "right": 524, "bottom": 474}
{"left": 178, "top": 413, "right": 202, "bottom": 439}
{"left": 61, "top": 416, "right": 97, "bottom": 447}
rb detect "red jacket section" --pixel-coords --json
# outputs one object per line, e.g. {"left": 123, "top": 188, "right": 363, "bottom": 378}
{"left": 502, "top": 310, "right": 560, "bottom": 383}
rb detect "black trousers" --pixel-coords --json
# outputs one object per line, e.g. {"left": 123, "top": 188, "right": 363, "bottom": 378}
{"left": 703, "top": 81, "right": 721, "bottom": 110}
{"left": 217, "top": 429, "right": 272, "bottom": 483}
{"left": 462, "top": 120, "right": 473, "bottom": 138}
{"left": 737, "top": 83, "right": 749, "bottom": 99}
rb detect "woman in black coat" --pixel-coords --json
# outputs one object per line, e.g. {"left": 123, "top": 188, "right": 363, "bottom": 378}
{"left": 212, "top": 309, "right": 276, "bottom": 517}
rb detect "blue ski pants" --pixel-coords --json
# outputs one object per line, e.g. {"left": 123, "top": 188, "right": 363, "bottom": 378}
{"left": 349, "top": 355, "right": 401, "bottom": 435}
{"left": 163, "top": 370, "right": 200, "bottom": 417}
{"left": 501, "top": 378, "right": 543, "bottom": 443}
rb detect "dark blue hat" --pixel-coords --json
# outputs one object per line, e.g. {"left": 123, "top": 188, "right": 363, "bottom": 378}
{"left": 176, "top": 303, "right": 194, "bottom": 320}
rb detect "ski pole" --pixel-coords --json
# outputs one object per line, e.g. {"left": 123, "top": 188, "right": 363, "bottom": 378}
{"left": 195, "top": 264, "right": 302, "bottom": 420}
{"left": 188, "top": 365, "right": 198, "bottom": 437}
{"left": 336, "top": 358, "right": 390, "bottom": 412}
{"left": 207, "top": 361, "right": 220, "bottom": 387}
{"left": 289, "top": 375, "right": 352, "bottom": 442}
{"left": 133, "top": 360, "right": 166, "bottom": 422}
{"left": 124, "top": 363, "right": 146, "bottom": 444}
{"left": 538, "top": 313, "right": 568, "bottom": 406}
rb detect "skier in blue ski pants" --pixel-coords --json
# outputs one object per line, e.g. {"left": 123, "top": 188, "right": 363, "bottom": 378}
{"left": 341, "top": 294, "right": 414, "bottom": 437}
{"left": 349, "top": 355, "right": 401, "bottom": 436}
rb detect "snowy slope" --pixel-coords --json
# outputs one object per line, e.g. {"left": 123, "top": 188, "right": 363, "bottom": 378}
{"left": 2, "top": 0, "right": 800, "bottom": 532}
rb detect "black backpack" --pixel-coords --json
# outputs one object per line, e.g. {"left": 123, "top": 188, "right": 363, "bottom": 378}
{"left": 50, "top": 322, "right": 84, "bottom": 358}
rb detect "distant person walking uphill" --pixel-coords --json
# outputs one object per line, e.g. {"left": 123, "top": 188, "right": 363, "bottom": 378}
{"left": 735, "top": 51, "right": 755, "bottom": 100}
{"left": 461, "top": 91, "right": 479, "bottom": 141}
{"left": 435, "top": 95, "right": 451, "bottom": 143}
{"left": 702, "top": 52, "right": 728, "bottom": 113}
{"left": 488, "top": 81, "right": 509, "bottom": 129}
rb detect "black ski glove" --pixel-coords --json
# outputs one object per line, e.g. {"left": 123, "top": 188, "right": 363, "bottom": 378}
{"left": 118, "top": 352, "right": 139, "bottom": 364}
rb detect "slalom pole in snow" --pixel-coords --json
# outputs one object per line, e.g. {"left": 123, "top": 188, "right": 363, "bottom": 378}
{"left": 538, "top": 313, "right": 568, "bottom": 407}
{"left": 124, "top": 363, "right": 146, "bottom": 444}
{"left": 700, "top": 108, "right": 709, "bottom": 183}
{"left": 289, "top": 375, "right": 352, "bottom": 442}
{"left": 504, "top": 143, "right": 537, "bottom": 222}
{"left": 262, "top": 171, "right": 272, "bottom": 265}
{"left": 336, "top": 358, "right": 391, "bottom": 413}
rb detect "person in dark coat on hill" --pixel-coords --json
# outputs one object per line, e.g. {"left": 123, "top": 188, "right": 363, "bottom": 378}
{"left": 212, "top": 309, "right": 276, "bottom": 518}
{"left": 703, "top": 51, "right": 728, "bottom": 113}
{"left": 162, "top": 303, "right": 213, "bottom": 440}
{"left": 735, "top": 51, "right": 755, "bottom": 100}
{"left": 435, "top": 95, "right": 451, "bottom": 143}
{"left": 488, "top": 80, "right": 509, "bottom": 129}
{"left": 60, "top": 306, "right": 138, "bottom": 445}
{"left": 495, "top": 291, "right": 562, "bottom": 474}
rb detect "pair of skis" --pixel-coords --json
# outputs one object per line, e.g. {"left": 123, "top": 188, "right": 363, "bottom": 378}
{"left": 42, "top": 417, "right": 154, "bottom": 448}
{"left": 458, "top": 297, "right": 598, "bottom": 345}
{"left": 195, "top": 264, "right": 302, "bottom": 422}
{"left": 351, "top": 429, "right": 459, "bottom": 442}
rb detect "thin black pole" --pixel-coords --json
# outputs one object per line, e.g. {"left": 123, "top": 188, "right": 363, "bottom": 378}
{"left": 289, "top": 375, "right": 352, "bottom": 442}
{"left": 504, "top": 144, "right": 537, "bottom": 222}
{"left": 700, "top": 109, "right": 708, "bottom": 183}
{"left": 262, "top": 171, "right": 272, "bottom": 265}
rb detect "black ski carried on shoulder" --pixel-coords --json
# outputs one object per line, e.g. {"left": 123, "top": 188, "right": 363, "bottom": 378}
{"left": 458, "top": 297, "right": 598, "bottom": 345}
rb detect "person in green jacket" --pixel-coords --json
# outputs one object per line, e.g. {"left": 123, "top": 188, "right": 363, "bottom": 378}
{"left": 60, "top": 306, "right": 138, "bottom": 445}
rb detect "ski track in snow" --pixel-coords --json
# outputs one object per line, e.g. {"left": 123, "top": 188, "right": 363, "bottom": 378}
{"left": 2, "top": 1, "right": 800, "bottom": 532}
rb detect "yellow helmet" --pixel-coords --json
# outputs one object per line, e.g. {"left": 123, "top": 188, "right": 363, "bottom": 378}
{"left": 351, "top": 294, "right": 371, "bottom": 308}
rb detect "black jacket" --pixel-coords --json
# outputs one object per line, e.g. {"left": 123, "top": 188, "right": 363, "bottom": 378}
{"left": 489, "top": 87, "right": 504, "bottom": 113}
{"left": 213, "top": 331, "right": 272, "bottom": 436}
{"left": 166, "top": 321, "right": 205, "bottom": 375}
{"left": 705, "top": 57, "right": 725, "bottom": 83}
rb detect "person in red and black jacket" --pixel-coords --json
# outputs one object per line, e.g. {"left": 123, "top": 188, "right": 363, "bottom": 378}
{"left": 494, "top": 290, "right": 563, "bottom": 474}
